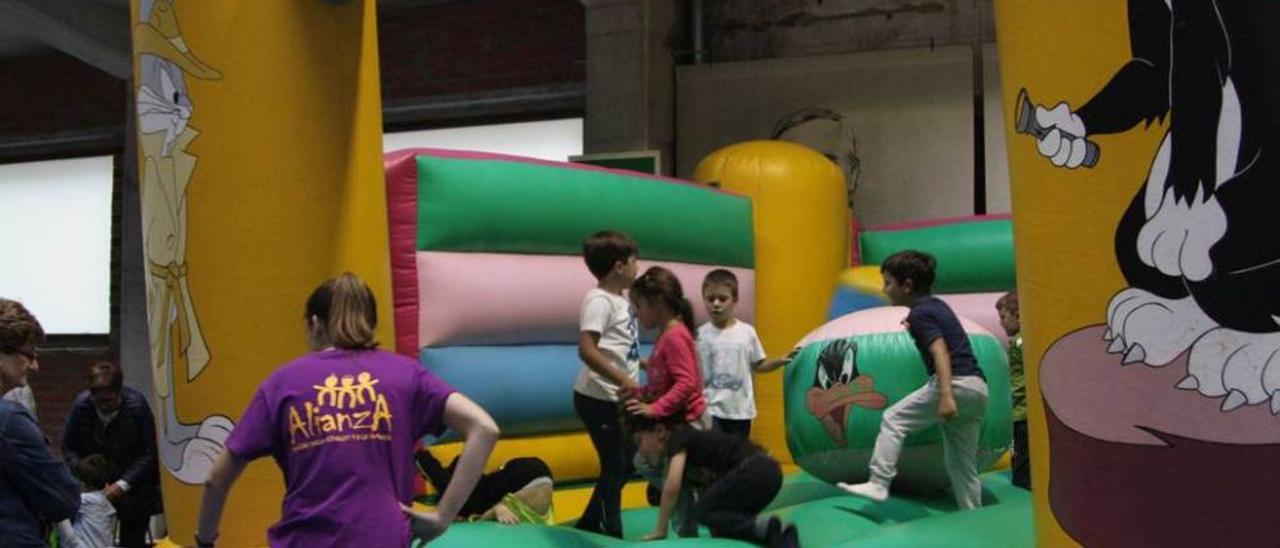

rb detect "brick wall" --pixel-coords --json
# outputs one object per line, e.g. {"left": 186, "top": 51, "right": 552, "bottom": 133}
{"left": 0, "top": 52, "right": 126, "bottom": 149}
{"left": 0, "top": 0, "right": 585, "bottom": 150}
{"left": 27, "top": 348, "right": 115, "bottom": 458}
{"left": 377, "top": 0, "right": 585, "bottom": 101}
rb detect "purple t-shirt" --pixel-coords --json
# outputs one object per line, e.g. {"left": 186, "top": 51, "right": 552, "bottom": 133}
{"left": 226, "top": 349, "right": 455, "bottom": 548}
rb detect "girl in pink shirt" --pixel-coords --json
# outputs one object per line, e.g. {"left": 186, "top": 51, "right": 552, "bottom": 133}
{"left": 625, "top": 266, "right": 707, "bottom": 425}
{"left": 624, "top": 266, "right": 707, "bottom": 538}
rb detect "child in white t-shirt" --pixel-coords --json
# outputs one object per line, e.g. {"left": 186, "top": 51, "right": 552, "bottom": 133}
{"left": 572, "top": 230, "right": 642, "bottom": 539}
{"left": 56, "top": 453, "right": 118, "bottom": 548}
{"left": 697, "top": 269, "right": 796, "bottom": 439}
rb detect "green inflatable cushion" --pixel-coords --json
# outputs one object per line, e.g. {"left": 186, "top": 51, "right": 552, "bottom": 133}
{"left": 416, "top": 156, "right": 755, "bottom": 267}
{"left": 784, "top": 332, "right": 1012, "bottom": 489}
{"left": 424, "top": 471, "right": 1031, "bottom": 547}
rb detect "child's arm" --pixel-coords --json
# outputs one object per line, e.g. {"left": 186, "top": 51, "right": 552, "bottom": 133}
{"left": 754, "top": 347, "right": 801, "bottom": 373}
{"left": 929, "top": 338, "right": 958, "bottom": 421}
{"left": 196, "top": 451, "right": 249, "bottom": 546}
{"left": 578, "top": 331, "right": 641, "bottom": 392}
{"left": 56, "top": 519, "right": 81, "bottom": 548}
{"left": 644, "top": 451, "right": 688, "bottom": 541}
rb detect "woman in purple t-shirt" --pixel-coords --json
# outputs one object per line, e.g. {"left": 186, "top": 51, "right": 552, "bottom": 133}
{"left": 194, "top": 273, "right": 498, "bottom": 547}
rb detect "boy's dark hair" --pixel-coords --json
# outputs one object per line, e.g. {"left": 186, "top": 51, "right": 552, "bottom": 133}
{"left": 701, "top": 269, "right": 739, "bottom": 299}
{"left": 76, "top": 454, "right": 114, "bottom": 491}
{"left": 881, "top": 250, "right": 937, "bottom": 294}
{"left": 996, "top": 292, "right": 1020, "bottom": 316}
{"left": 583, "top": 231, "right": 638, "bottom": 280}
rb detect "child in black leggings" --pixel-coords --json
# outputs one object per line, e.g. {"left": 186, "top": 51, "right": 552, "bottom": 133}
{"left": 628, "top": 416, "right": 798, "bottom": 547}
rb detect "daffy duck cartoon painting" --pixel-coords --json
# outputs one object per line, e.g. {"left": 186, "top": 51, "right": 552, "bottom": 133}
{"left": 805, "top": 339, "right": 887, "bottom": 447}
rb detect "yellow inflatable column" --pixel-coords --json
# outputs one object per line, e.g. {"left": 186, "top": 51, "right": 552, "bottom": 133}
{"left": 694, "top": 141, "right": 848, "bottom": 461}
{"left": 992, "top": 3, "right": 1275, "bottom": 547}
{"left": 130, "top": 1, "right": 390, "bottom": 544}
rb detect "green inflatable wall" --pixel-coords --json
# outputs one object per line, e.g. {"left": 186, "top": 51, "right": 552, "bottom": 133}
{"left": 416, "top": 156, "right": 755, "bottom": 267}
{"left": 859, "top": 219, "right": 1014, "bottom": 293}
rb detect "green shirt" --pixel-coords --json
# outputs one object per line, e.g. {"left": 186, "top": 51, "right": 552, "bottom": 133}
{"left": 1008, "top": 334, "right": 1026, "bottom": 421}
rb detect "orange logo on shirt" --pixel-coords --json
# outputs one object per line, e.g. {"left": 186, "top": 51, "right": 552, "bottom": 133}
{"left": 288, "top": 371, "right": 393, "bottom": 451}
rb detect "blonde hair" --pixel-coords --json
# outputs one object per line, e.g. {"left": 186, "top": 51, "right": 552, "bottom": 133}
{"left": 305, "top": 273, "right": 378, "bottom": 350}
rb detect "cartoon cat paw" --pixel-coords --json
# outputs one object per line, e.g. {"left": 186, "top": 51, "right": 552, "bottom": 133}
{"left": 1034, "top": 102, "right": 1090, "bottom": 168}
{"left": 1135, "top": 186, "right": 1226, "bottom": 282}
{"left": 1184, "top": 327, "right": 1280, "bottom": 413}
{"left": 1105, "top": 288, "right": 1215, "bottom": 366}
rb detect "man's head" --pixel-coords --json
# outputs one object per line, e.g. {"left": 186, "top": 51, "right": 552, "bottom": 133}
{"left": 881, "top": 250, "right": 937, "bottom": 306}
{"left": 701, "top": 269, "right": 739, "bottom": 327}
{"left": 89, "top": 361, "right": 124, "bottom": 414}
{"left": 0, "top": 299, "right": 43, "bottom": 392}
{"left": 583, "top": 231, "right": 639, "bottom": 284}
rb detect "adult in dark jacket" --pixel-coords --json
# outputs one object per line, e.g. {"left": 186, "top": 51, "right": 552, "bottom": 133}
{"left": 63, "top": 361, "right": 162, "bottom": 547}
{"left": 0, "top": 298, "right": 79, "bottom": 547}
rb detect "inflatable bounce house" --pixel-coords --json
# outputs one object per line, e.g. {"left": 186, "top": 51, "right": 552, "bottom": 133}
{"left": 371, "top": 144, "right": 1028, "bottom": 547}
{"left": 124, "top": 1, "right": 1268, "bottom": 547}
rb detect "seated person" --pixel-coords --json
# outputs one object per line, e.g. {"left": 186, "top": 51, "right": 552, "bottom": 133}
{"left": 415, "top": 449, "right": 554, "bottom": 525}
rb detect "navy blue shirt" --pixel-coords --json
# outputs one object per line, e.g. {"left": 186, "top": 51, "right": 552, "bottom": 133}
{"left": 906, "top": 296, "right": 985, "bottom": 379}
{"left": 0, "top": 399, "right": 80, "bottom": 547}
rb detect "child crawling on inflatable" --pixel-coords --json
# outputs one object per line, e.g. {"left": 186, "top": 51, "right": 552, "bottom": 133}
{"left": 627, "top": 414, "right": 799, "bottom": 547}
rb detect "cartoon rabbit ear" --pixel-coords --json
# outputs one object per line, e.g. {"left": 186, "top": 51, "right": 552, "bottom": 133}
{"left": 133, "top": 11, "right": 222, "bottom": 80}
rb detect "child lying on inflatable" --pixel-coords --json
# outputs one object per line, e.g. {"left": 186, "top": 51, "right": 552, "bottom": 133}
{"left": 414, "top": 450, "right": 554, "bottom": 526}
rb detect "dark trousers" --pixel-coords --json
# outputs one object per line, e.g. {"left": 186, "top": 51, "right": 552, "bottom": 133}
{"left": 712, "top": 417, "right": 752, "bottom": 440}
{"left": 117, "top": 513, "right": 150, "bottom": 547}
{"left": 696, "top": 454, "right": 782, "bottom": 544}
{"left": 1012, "top": 419, "right": 1030, "bottom": 490}
{"left": 573, "top": 392, "right": 634, "bottom": 538}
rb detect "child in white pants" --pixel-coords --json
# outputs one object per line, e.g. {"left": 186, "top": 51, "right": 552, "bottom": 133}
{"left": 840, "top": 251, "right": 989, "bottom": 510}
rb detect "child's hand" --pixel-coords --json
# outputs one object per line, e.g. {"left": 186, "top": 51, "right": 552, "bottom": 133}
{"left": 493, "top": 503, "right": 518, "bottom": 525}
{"left": 617, "top": 385, "right": 640, "bottom": 402}
{"left": 621, "top": 378, "right": 643, "bottom": 395}
{"left": 937, "top": 394, "right": 958, "bottom": 422}
{"left": 626, "top": 399, "right": 657, "bottom": 417}
{"left": 401, "top": 504, "right": 449, "bottom": 542}
{"left": 643, "top": 530, "right": 668, "bottom": 541}
{"left": 785, "top": 346, "right": 801, "bottom": 362}
{"left": 639, "top": 358, "right": 649, "bottom": 371}
{"left": 104, "top": 483, "right": 125, "bottom": 502}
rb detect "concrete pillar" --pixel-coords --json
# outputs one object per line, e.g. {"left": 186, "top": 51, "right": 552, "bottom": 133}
{"left": 582, "top": 0, "right": 677, "bottom": 174}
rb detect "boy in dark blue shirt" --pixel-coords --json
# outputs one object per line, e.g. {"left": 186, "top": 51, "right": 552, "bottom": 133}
{"left": 838, "top": 250, "right": 989, "bottom": 510}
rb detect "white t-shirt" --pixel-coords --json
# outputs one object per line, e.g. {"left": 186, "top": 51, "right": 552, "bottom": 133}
{"left": 574, "top": 288, "right": 640, "bottom": 401}
{"left": 75, "top": 490, "right": 117, "bottom": 548}
{"left": 697, "top": 320, "right": 766, "bottom": 420}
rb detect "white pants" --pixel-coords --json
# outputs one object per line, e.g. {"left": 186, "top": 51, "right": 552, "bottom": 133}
{"left": 868, "top": 375, "right": 988, "bottom": 509}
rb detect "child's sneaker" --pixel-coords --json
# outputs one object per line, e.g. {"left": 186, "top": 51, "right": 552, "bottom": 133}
{"left": 838, "top": 481, "right": 889, "bottom": 503}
